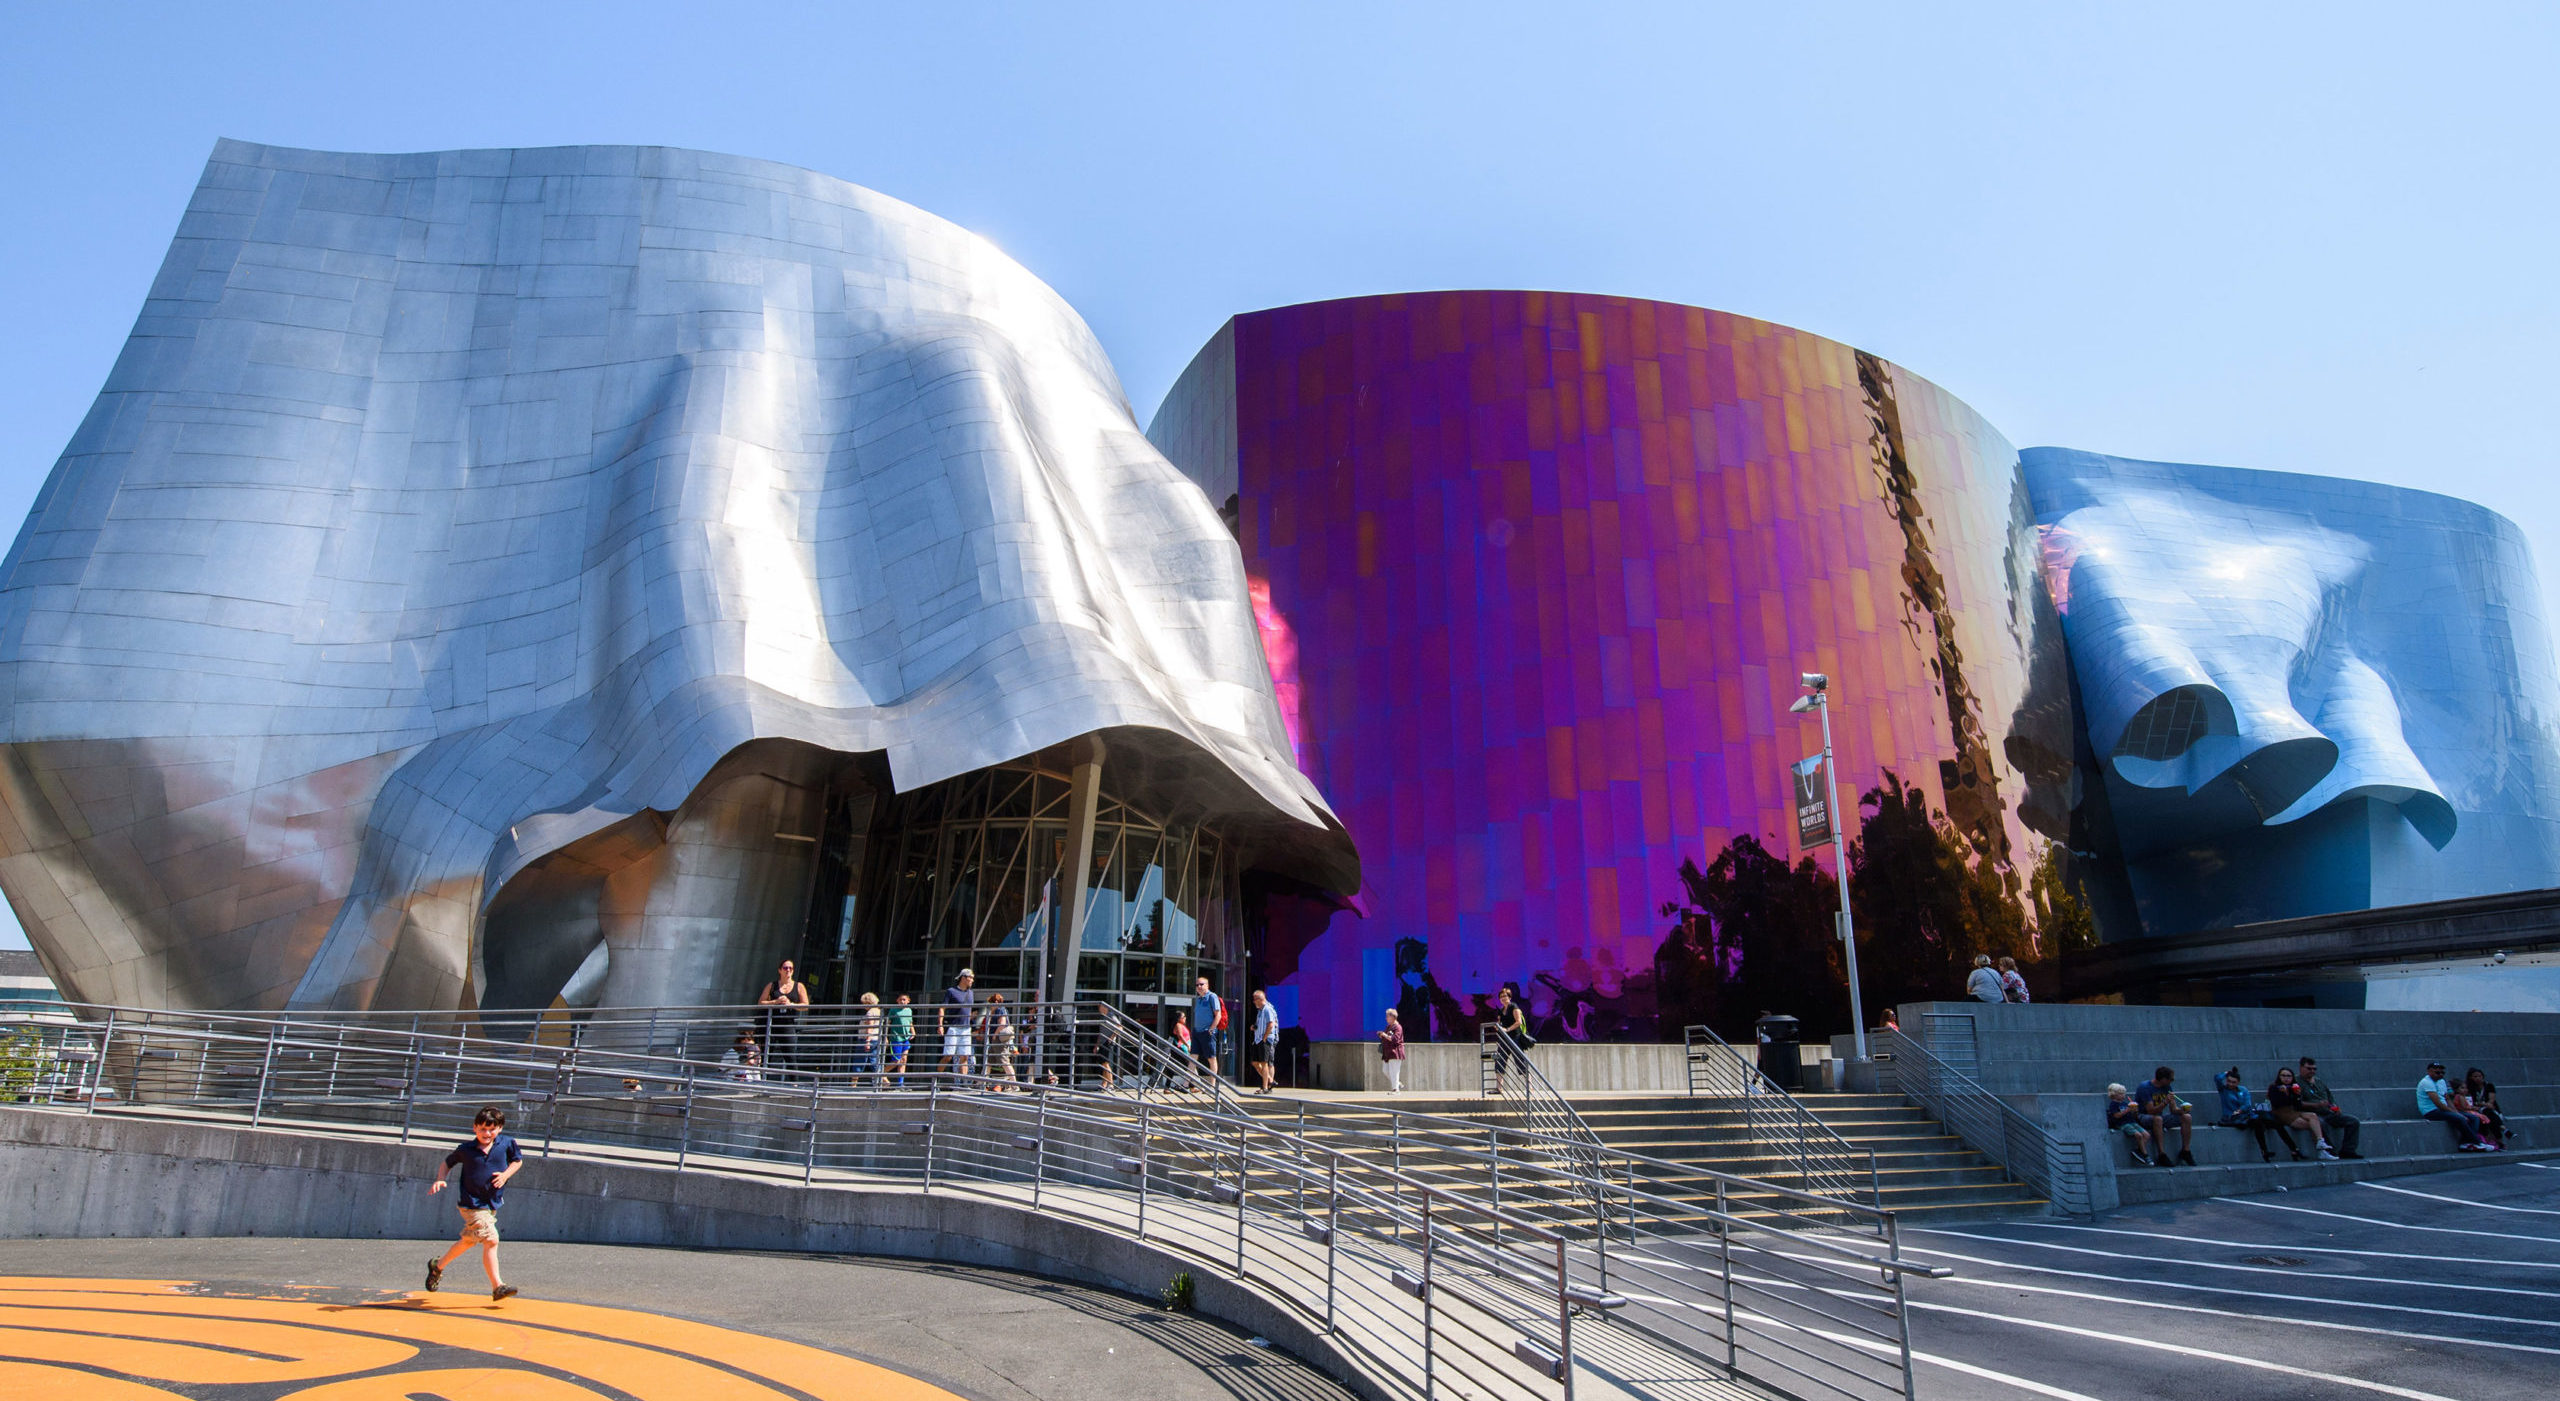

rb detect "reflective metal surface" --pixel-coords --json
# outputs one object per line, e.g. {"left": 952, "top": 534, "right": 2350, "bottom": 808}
{"left": 0, "top": 141, "right": 1350, "bottom": 1013}
{"left": 1151, "top": 294, "right": 2067, "bottom": 1041}
{"left": 2025, "top": 448, "right": 2560, "bottom": 933}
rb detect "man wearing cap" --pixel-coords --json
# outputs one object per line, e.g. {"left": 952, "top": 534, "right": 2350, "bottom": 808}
{"left": 2296, "top": 1056, "right": 2361, "bottom": 1159}
{"left": 2418, "top": 1061, "right": 2488, "bottom": 1150}
{"left": 939, "top": 968, "right": 979, "bottom": 1081}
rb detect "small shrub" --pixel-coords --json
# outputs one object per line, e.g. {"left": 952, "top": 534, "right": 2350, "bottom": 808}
{"left": 0, "top": 1029, "right": 45, "bottom": 1102}
{"left": 1159, "top": 1270, "right": 1195, "bottom": 1312}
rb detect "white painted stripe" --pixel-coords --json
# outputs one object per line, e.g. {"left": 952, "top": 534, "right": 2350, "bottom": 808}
{"left": 1915, "top": 1226, "right": 2560, "bottom": 1302}
{"left": 1812, "top": 1322, "right": 2109, "bottom": 1401}
{"left": 1901, "top": 1253, "right": 2560, "bottom": 1360}
{"left": 2528, "top": 1162, "right": 2558, "bottom": 1171}
{"left": 1907, "top": 1349, "right": 2110, "bottom": 1401}
{"left": 1971, "top": 1220, "right": 2560, "bottom": 1271}
{"left": 2362, "top": 1179, "right": 2560, "bottom": 1216}
{"left": 1904, "top": 1297, "right": 2471, "bottom": 1401}
{"left": 1900, "top": 1241, "right": 2560, "bottom": 1334}
{"left": 2213, "top": 1194, "right": 2560, "bottom": 1244}
{"left": 1716, "top": 1298, "right": 2115, "bottom": 1401}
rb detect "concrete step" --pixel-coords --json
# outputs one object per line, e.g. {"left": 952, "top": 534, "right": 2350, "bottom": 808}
{"left": 2113, "top": 1143, "right": 2560, "bottom": 1205}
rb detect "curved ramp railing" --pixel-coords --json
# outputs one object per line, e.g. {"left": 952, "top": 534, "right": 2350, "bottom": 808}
{"left": 1, "top": 999, "right": 1937, "bottom": 1401}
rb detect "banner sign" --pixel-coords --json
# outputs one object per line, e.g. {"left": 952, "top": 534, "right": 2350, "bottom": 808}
{"left": 1792, "top": 752, "right": 1832, "bottom": 848}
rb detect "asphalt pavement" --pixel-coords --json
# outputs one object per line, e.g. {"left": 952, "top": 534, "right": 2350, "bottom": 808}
{"left": 0, "top": 1237, "right": 1358, "bottom": 1401}
{"left": 1895, "top": 1160, "right": 2560, "bottom": 1400}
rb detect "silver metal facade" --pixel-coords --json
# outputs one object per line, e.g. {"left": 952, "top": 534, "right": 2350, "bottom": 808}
{"left": 2025, "top": 448, "right": 2560, "bottom": 933}
{"left": 0, "top": 141, "right": 1351, "bottom": 1013}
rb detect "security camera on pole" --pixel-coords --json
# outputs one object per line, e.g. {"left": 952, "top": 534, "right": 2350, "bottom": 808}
{"left": 1789, "top": 673, "right": 1870, "bottom": 1062}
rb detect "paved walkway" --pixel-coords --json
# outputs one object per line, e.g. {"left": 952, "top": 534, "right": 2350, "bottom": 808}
{"left": 0, "top": 1239, "right": 1357, "bottom": 1401}
{"left": 1894, "top": 1160, "right": 2560, "bottom": 1400}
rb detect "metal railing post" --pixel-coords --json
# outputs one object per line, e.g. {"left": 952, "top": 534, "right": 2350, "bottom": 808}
{"left": 923, "top": 1077, "right": 939, "bottom": 1192}
{"left": 1323, "top": 1153, "right": 1339, "bottom": 1334}
{"left": 1717, "top": 1178, "right": 1736, "bottom": 1374}
{"left": 86, "top": 1008, "right": 116, "bottom": 1113}
{"left": 1391, "top": 1114, "right": 1403, "bottom": 1240}
{"left": 1234, "top": 1119, "right": 1249, "bottom": 1273}
{"left": 249, "top": 1022, "right": 279, "bottom": 1128}
{"left": 542, "top": 1049, "right": 571, "bottom": 1159}
{"left": 397, "top": 1016, "right": 422, "bottom": 1144}
{"left": 1421, "top": 1193, "right": 1437, "bottom": 1401}
{"left": 1890, "top": 1211, "right": 1918, "bottom": 1401}
{"left": 1293, "top": 1102, "right": 1306, "bottom": 1217}
{"left": 803, "top": 1078, "right": 822, "bottom": 1185}
{"left": 1136, "top": 1097, "right": 1150, "bottom": 1238}
{"left": 1488, "top": 1125, "right": 1503, "bottom": 1251}
{"left": 673, "top": 1069, "right": 697, "bottom": 1173}
{"left": 1030, "top": 1092, "right": 1048, "bottom": 1211}
{"left": 1557, "top": 1235, "right": 1576, "bottom": 1401}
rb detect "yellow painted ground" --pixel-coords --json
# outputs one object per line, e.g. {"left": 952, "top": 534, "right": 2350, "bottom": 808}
{"left": 0, "top": 1275, "right": 966, "bottom": 1400}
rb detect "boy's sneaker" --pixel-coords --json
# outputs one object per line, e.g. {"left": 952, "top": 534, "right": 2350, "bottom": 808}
{"left": 2457, "top": 1142, "right": 2484, "bottom": 1151}
{"left": 424, "top": 1259, "right": 443, "bottom": 1292}
{"left": 2176, "top": 1150, "right": 2196, "bottom": 1167}
{"left": 2317, "top": 1145, "right": 2339, "bottom": 1160}
{"left": 492, "top": 1284, "right": 519, "bottom": 1302}
{"left": 2129, "top": 1153, "right": 2154, "bottom": 1167}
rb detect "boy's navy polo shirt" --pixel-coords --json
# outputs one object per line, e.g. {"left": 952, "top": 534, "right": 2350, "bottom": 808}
{"left": 446, "top": 1133, "right": 523, "bottom": 1209}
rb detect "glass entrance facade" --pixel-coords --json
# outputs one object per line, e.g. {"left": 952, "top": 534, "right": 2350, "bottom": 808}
{"left": 818, "top": 756, "right": 1243, "bottom": 1035}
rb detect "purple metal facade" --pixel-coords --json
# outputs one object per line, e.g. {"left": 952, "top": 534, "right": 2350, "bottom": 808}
{"left": 1151, "top": 293, "right": 2057, "bottom": 1042}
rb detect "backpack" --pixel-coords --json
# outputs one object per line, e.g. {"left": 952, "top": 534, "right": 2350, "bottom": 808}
{"left": 1213, "top": 1001, "right": 1229, "bottom": 1032}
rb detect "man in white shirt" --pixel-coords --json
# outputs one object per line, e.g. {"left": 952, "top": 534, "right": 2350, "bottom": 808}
{"left": 2417, "top": 1061, "right": 2488, "bottom": 1150}
{"left": 1247, "top": 989, "right": 1280, "bottom": 1094}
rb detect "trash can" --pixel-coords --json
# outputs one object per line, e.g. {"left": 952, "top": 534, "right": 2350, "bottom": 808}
{"left": 1755, "top": 1014, "right": 1802, "bottom": 1092}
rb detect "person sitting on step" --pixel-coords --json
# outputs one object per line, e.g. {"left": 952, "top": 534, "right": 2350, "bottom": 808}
{"left": 2213, "top": 1067, "right": 2292, "bottom": 1162}
{"left": 2107, "top": 1083, "right": 2161, "bottom": 1167}
{"left": 2267, "top": 1066, "right": 2336, "bottom": 1161}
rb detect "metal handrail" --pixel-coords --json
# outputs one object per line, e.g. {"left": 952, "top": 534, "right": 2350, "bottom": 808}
{"left": 1874, "top": 1027, "right": 2090, "bottom": 1217}
{"left": 1683, "top": 1026, "right": 1880, "bottom": 1206}
{"left": 1474, "top": 1021, "right": 1609, "bottom": 1169}
{"left": 1, "top": 998, "right": 1930, "bottom": 1401}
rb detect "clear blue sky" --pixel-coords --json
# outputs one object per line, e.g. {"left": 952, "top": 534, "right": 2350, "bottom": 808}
{"left": 1, "top": 4, "right": 2554, "bottom": 951}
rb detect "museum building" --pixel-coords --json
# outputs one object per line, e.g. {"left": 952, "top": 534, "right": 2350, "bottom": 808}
{"left": 6, "top": 142, "right": 2558, "bottom": 1030}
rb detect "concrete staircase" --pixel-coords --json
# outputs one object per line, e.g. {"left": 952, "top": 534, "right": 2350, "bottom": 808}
{"left": 1574, "top": 1092, "right": 2049, "bottom": 1221}
{"left": 1242, "top": 1090, "right": 2050, "bottom": 1222}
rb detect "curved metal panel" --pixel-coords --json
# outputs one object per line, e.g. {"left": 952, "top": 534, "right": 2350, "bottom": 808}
{"left": 1152, "top": 293, "right": 2065, "bottom": 1040}
{"left": 2024, "top": 448, "right": 2560, "bottom": 932}
{"left": 0, "top": 141, "right": 1349, "bottom": 1011}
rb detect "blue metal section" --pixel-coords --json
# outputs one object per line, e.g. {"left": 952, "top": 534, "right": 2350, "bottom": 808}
{"left": 2024, "top": 448, "right": 2560, "bottom": 935}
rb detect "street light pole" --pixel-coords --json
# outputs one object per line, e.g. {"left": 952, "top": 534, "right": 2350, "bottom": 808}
{"left": 1795, "top": 674, "right": 1870, "bottom": 1062}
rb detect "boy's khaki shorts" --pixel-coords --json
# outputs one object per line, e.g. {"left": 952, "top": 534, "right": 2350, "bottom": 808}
{"left": 457, "top": 1208, "right": 500, "bottom": 1243}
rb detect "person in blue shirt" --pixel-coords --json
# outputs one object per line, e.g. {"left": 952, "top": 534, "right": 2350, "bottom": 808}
{"left": 2216, "top": 1067, "right": 2295, "bottom": 1162}
{"left": 2105, "top": 1083, "right": 2161, "bottom": 1167}
{"left": 2133, "top": 1067, "right": 2195, "bottom": 1166}
{"left": 425, "top": 1104, "right": 525, "bottom": 1301}
{"left": 1190, "top": 976, "right": 1225, "bottom": 1080}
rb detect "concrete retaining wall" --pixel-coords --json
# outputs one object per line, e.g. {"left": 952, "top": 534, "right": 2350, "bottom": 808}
{"left": 0, "top": 1107, "right": 1376, "bottom": 1399}
{"left": 1310, "top": 1041, "right": 1687, "bottom": 1092}
{"left": 1893, "top": 1001, "right": 2560, "bottom": 1117}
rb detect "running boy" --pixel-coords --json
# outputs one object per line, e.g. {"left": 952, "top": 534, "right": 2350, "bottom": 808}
{"left": 425, "top": 1104, "right": 524, "bottom": 1301}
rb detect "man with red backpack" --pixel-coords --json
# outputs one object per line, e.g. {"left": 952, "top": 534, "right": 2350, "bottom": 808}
{"left": 1191, "top": 976, "right": 1227, "bottom": 1082}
